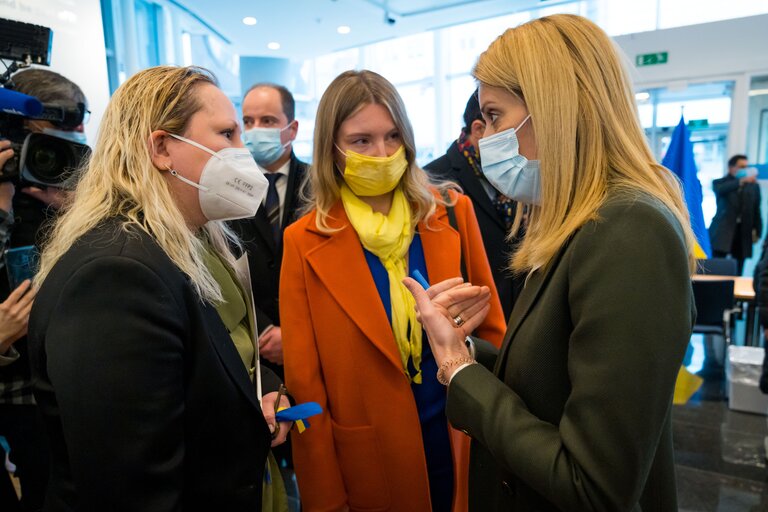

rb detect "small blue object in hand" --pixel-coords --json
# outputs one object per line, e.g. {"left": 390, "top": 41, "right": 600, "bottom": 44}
{"left": 412, "top": 269, "right": 430, "bottom": 290}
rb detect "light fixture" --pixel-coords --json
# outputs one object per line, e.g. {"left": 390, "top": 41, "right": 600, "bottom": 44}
{"left": 267, "top": 42, "right": 281, "bottom": 50}
{"left": 749, "top": 88, "right": 768, "bottom": 97}
{"left": 635, "top": 92, "right": 650, "bottom": 101}
{"left": 242, "top": 16, "right": 257, "bottom": 26}
{"left": 337, "top": 25, "right": 351, "bottom": 35}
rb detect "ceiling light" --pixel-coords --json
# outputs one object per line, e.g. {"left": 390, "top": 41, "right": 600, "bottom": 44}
{"left": 337, "top": 25, "right": 351, "bottom": 35}
{"left": 267, "top": 42, "right": 281, "bottom": 50}
{"left": 242, "top": 16, "right": 257, "bottom": 26}
{"left": 635, "top": 92, "right": 650, "bottom": 101}
{"left": 749, "top": 88, "right": 768, "bottom": 96}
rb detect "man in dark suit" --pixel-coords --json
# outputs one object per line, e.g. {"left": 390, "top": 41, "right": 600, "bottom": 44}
{"left": 425, "top": 91, "right": 522, "bottom": 318}
{"left": 233, "top": 83, "right": 308, "bottom": 375}
{"left": 231, "top": 85, "right": 307, "bottom": 496}
{"left": 709, "top": 154, "right": 762, "bottom": 275}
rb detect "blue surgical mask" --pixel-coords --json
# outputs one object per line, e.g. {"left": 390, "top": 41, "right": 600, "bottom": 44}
{"left": 43, "top": 127, "right": 88, "bottom": 146}
{"left": 242, "top": 123, "right": 293, "bottom": 166}
{"left": 478, "top": 114, "right": 540, "bottom": 205}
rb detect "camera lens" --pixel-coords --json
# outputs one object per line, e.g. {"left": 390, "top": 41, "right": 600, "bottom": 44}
{"left": 27, "top": 137, "right": 76, "bottom": 182}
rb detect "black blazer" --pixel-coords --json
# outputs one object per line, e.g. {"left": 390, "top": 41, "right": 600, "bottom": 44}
{"left": 447, "top": 193, "right": 694, "bottom": 511}
{"left": 708, "top": 175, "right": 762, "bottom": 257}
{"left": 425, "top": 141, "right": 520, "bottom": 318}
{"left": 28, "top": 219, "right": 279, "bottom": 512}
{"left": 230, "top": 153, "right": 308, "bottom": 337}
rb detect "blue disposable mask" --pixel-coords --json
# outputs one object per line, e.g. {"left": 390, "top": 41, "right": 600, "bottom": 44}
{"left": 43, "top": 127, "right": 88, "bottom": 146}
{"left": 242, "top": 122, "right": 293, "bottom": 166}
{"left": 478, "top": 114, "right": 540, "bottom": 205}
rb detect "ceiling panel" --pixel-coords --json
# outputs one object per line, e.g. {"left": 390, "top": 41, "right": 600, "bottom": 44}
{"left": 178, "top": 0, "right": 535, "bottom": 59}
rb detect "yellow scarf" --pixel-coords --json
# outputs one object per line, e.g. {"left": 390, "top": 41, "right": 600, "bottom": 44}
{"left": 340, "top": 184, "right": 423, "bottom": 383}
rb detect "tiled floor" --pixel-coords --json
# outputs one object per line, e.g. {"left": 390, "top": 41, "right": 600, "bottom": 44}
{"left": 675, "top": 370, "right": 768, "bottom": 511}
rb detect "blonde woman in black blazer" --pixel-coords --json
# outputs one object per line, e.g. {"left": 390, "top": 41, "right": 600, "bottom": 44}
{"left": 405, "top": 15, "right": 696, "bottom": 512}
{"left": 28, "top": 66, "right": 289, "bottom": 511}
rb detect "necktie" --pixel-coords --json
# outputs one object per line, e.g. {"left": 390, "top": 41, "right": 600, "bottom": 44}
{"left": 264, "top": 173, "right": 282, "bottom": 244}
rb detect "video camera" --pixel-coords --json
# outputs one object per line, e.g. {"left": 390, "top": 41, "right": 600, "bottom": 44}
{"left": 0, "top": 18, "right": 90, "bottom": 190}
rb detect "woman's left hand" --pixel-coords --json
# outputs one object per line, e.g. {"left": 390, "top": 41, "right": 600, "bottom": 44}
{"left": 261, "top": 390, "right": 292, "bottom": 447}
{"left": 403, "top": 276, "right": 490, "bottom": 367}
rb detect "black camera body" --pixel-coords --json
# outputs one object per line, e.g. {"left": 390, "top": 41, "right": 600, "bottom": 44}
{"left": 0, "top": 114, "right": 90, "bottom": 190}
{"left": 0, "top": 18, "right": 90, "bottom": 190}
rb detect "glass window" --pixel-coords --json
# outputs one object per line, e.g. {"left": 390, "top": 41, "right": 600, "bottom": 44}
{"left": 314, "top": 49, "right": 360, "bottom": 98}
{"left": 134, "top": 0, "right": 161, "bottom": 69}
{"left": 396, "top": 82, "right": 436, "bottom": 166}
{"left": 747, "top": 76, "right": 768, "bottom": 167}
{"left": 446, "top": 74, "right": 478, "bottom": 142}
{"left": 363, "top": 33, "right": 434, "bottom": 84}
{"left": 657, "top": 0, "right": 768, "bottom": 29}
{"left": 588, "top": 0, "right": 657, "bottom": 36}
{"left": 639, "top": 82, "right": 734, "bottom": 225}
{"left": 440, "top": 12, "right": 531, "bottom": 76}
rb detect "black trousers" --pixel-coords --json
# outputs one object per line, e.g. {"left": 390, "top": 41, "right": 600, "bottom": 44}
{"left": 0, "top": 404, "right": 49, "bottom": 512}
{"left": 713, "top": 223, "right": 746, "bottom": 275}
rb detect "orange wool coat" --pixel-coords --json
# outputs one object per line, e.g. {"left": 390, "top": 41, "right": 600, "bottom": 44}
{"left": 280, "top": 192, "right": 506, "bottom": 512}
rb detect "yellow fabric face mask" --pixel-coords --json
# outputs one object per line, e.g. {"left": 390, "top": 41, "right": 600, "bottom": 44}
{"left": 338, "top": 145, "right": 408, "bottom": 196}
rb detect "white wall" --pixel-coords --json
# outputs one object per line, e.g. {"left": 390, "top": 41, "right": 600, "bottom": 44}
{"left": 614, "top": 14, "right": 768, "bottom": 157}
{"left": 0, "top": 0, "right": 111, "bottom": 144}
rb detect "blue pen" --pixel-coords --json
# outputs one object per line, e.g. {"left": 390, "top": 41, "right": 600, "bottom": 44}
{"left": 412, "top": 269, "right": 430, "bottom": 290}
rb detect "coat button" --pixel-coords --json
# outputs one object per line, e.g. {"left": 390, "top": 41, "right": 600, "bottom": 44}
{"left": 502, "top": 480, "right": 515, "bottom": 496}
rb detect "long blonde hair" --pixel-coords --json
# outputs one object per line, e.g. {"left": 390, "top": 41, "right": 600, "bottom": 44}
{"left": 474, "top": 14, "right": 696, "bottom": 273}
{"left": 36, "top": 66, "right": 239, "bottom": 303}
{"left": 306, "top": 70, "right": 447, "bottom": 231}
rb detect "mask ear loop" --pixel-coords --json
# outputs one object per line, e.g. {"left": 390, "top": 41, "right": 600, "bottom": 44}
{"left": 165, "top": 164, "right": 210, "bottom": 192}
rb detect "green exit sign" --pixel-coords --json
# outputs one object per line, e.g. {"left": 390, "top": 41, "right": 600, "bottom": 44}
{"left": 636, "top": 52, "right": 668, "bottom": 67}
{"left": 687, "top": 119, "right": 709, "bottom": 129}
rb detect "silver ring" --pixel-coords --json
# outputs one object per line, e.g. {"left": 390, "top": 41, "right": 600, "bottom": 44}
{"left": 453, "top": 314, "right": 465, "bottom": 327}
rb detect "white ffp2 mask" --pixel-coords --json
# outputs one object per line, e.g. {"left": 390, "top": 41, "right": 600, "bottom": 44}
{"left": 168, "top": 133, "right": 269, "bottom": 221}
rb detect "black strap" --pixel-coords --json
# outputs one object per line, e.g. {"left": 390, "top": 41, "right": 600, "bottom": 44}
{"left": 440, "top": 190, "right": 468, "bottom": 282}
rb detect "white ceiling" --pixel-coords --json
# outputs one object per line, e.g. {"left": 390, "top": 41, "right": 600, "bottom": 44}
{"left": 178, "top": 0, "right": 548, "bottom": 60}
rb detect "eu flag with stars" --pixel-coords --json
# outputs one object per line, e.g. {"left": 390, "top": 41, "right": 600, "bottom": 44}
{"left": 661, "top": 116, "right": 711, "bottom": 258}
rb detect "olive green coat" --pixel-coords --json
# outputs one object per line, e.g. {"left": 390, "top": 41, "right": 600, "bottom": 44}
{"left": 448, "top": 193, "right": 695, "bottom": 511}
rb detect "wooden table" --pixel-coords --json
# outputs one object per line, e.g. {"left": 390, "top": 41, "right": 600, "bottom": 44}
{"left": 691, "top": 275, "right": 754, "bottom": 301}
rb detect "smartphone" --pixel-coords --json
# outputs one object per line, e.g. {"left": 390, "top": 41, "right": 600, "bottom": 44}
{"left": 4, "top": 245, "right": 38, "bottom": 290}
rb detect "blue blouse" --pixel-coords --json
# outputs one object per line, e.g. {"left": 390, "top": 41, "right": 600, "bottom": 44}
{"left": 363, "top": 233, "right": 453, "bottom": 512}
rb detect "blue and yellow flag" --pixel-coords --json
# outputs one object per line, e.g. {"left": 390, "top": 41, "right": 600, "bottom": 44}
{"left": 661, "top": 116, "right": 711, "bottom": 259}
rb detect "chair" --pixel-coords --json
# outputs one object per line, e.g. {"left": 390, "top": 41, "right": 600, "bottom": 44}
{"left": 692, "top": 280, "right": 741, "bottom": 373}
{"left": 692, "top": 280, "right": 740, "bottom": 343}
{"left": 695, "top": 257, "right": 739, "bottom": 276}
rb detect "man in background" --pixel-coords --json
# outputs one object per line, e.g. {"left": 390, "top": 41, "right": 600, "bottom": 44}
{"left": 230, "top": 83, "right": 308, "bottom": 509}
{"left": 233, "top": 82, "right": 308, "bottom": 374}
{"left": 425, "top": 90, "right": 522, "bottom": 319}
{"left": 709, "top": 154, "right": 762, "bottom": 275}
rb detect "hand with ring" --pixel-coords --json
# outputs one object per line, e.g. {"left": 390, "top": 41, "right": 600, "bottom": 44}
{"left": 403, "top": 276, "right": 491, "bottom": 367}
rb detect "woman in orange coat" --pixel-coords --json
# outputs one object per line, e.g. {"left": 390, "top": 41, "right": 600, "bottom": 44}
{"left": 280, "top": 70, "right": 506, "bottom": 512}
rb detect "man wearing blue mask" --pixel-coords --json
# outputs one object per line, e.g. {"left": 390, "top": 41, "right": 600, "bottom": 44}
{"left": 234, "top": 83, "right": 307, "bottom": 368}
{"left": 231, "top": 82, "right": 307, "bottom": 508}
{"left": 709, "top": 154, "right": 762, "bottom": 275}
{"left": 425, "top": 90, "right": 524, "bottom": 319}
{"left": 0, "top": 68, "right": 88, "bottom": 512}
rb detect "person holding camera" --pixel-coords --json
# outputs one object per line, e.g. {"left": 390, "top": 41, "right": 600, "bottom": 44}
{"left": 0, "top": 67, "right": 87, "bottom": 512}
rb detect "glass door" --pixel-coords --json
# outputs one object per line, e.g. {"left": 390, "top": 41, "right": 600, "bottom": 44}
{"left": 636, "top": 81, "right": 734, "bottom": 225}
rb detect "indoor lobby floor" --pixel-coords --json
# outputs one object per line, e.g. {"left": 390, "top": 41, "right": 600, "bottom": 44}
{"left": 675, "top": 366, "right": 768, "bottom": 511}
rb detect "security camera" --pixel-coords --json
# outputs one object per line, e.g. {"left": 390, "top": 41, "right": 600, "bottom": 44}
{"left": 384, "top": 12, "right": 396, "bottom": 25}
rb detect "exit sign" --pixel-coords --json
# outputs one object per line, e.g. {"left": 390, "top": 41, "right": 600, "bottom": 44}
{"left": 636, "top": 52, "right": 668, "bottom": 67}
